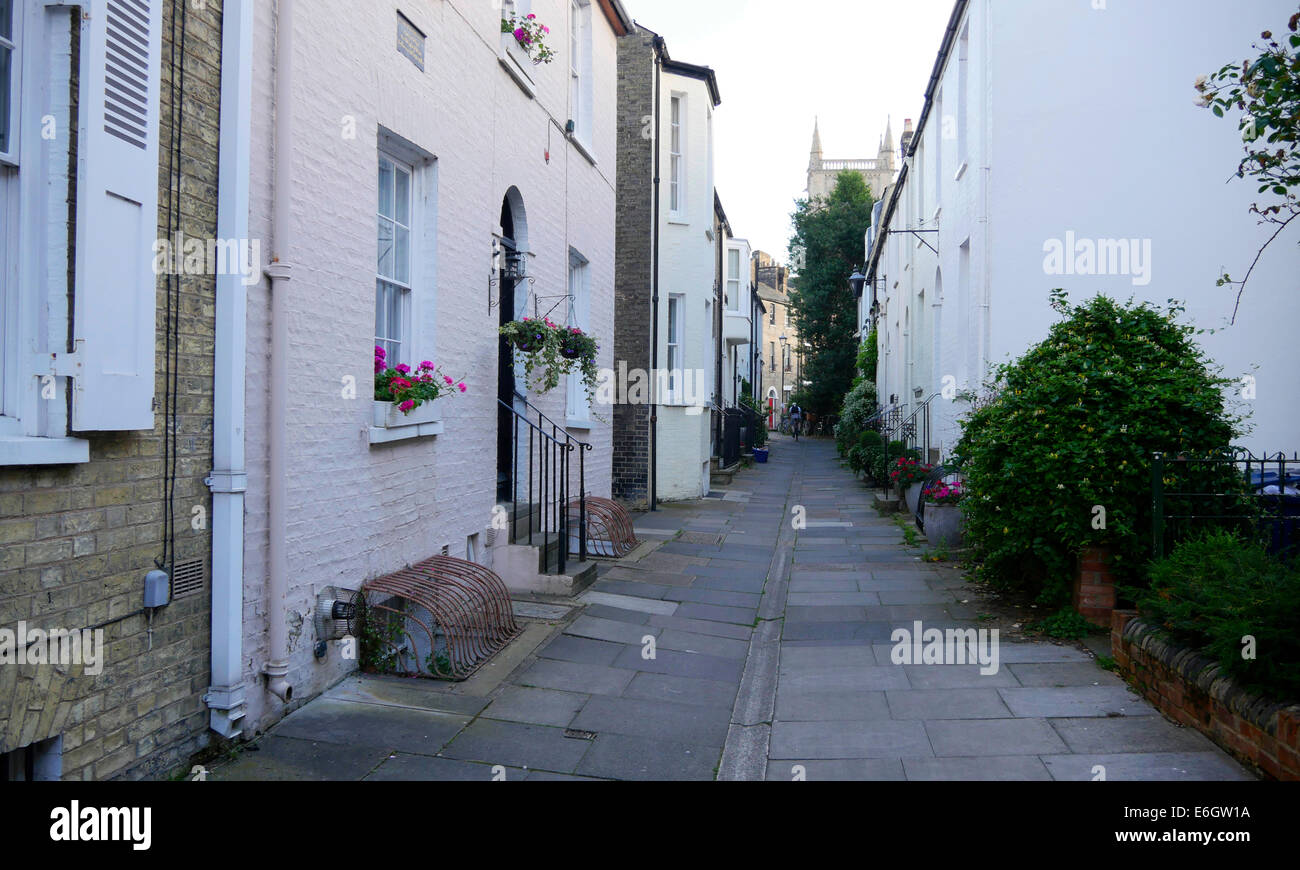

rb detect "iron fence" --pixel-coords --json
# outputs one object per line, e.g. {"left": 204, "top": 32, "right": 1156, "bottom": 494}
{"left": 1151, "top": 449, "right": 1300, "bottom": 561}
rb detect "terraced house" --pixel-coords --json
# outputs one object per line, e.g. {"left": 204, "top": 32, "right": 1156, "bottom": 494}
{"left": 1, "top": 0, "right": 229, "bottom": 779}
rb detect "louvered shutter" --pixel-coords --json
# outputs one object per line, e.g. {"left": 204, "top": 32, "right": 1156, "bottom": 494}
{"left": 72, "top": 0, "right": 162, "bottom": 431}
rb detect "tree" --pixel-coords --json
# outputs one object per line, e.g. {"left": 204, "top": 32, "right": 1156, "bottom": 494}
{"left": 1196, "top": 8, "right": 1300, "bottom": 323}
{"left": 786, "top": 172, "right": 874, "bottom": 415}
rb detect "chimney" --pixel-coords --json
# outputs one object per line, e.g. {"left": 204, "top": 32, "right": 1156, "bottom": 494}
{"left": 900, "top": 118, "right": 914, "bottom": 159}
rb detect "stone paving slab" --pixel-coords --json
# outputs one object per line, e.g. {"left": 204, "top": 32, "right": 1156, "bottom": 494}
{"left": 925, "top": 718, "right": 1069, "bottom": 757}
{"left": 480, "top": 686, "right": 589, "bottom": 728}
{"left": 571, "top": 696, "right": 730, "bottom": 747}
{"left": 364, "top": 754, "right": 523, "bottom": 782}
{"left": 612, "top": 645, "right": 746, "bottom": 683}
{"left": 646, "top": 612, "right": 755, "bottom": 640}
{"left": 273, "top": 698, "right": 469, "bottom": 754}
{"left": 1039, "top": 751, "right": 1256, "bottom": 781}
{"left": 1006, "top": 662, "right": 1117, "bottom": 686}
{"left": 902, "top": 756, "right": 1054, "bottom": 781}
{"left": 664, "top": 587, "right": 763, "bottom": 608}
{"left": 657, "top": 628, "right": 751, "bottom": 660}
{"left": 886, "top": 688, "right": 1014, "bottom": 720}
{"left": 672, "top": 602, "right": 757, "bottom": 625}
{"left": 212, "top": 736, "right": 391, "bottom": 781}
{"left": 574, "top": 733, "right": 720, "bottom": 781}
{"left": 565, "top": 614, "right": 659, "bottom": 645}
{"left": 765, "top": 759, "right": 906, "bottom": 781}
{"left": 538, "top": 634, "right": 626, "bottom": 666}
{"left": 516, "top": 659, "right": 635, "bottom": 696}
{"left": 441, "top": 719, "right": 593, "bottom": 772}
{"left": 623, "top": 671, "right": 739, "bottom": 709}
{"left": 998, "top": 686, "right": 1157, "bottom": 719}
{"left": 776, "top": 688, "right": 891, "bottom": 722}
{"left": 578, "top": 590, "right": 679, "bottom": 615}
{"left": 1048, "top": 716, "right": 1217, "bottom": 754}
{"left": 769, "top": 719, "right": 933, "bottom": 759}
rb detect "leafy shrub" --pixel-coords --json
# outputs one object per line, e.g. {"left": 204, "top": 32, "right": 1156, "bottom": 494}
{"left": 835, "top": 379, "right": 878, "bottom": 452}
{"left": 1029, "top": 607, "right": 1097, "bottom": 640}
{"left": 847, "top": 430, "right": 882, "bottom": 478}
{"left": 952, "top": 292, "right": 1241, "bottom": 605}
{"left": 1135, "top": 529, "right": 1300, "bottom": 700}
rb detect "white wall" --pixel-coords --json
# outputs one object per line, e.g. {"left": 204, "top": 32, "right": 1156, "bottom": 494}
{"left": 656, "top": 67, "right": 718, "bottom": 500}
{"left": 241, "top": 0, "right": 619, "bottom": 731}
{"left": 876, "top": 0, "right": 1299, "bottom": 459}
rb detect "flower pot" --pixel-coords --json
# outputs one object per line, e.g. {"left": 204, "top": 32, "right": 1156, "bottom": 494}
{"left": 904, "top": 483, "right": 923, "bottom": 516}
{"left": 754, "top": 447, "right": 768, "bottom": 464}
{"left": 924, "top": 503, "right": 965, "bottom": 549}
{"left": 373, "top": 399, "right": 440, "bottom": 428}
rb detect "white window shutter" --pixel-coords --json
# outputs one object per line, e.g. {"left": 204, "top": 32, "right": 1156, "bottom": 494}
{"left": 72, "top": 0, "right": 162, "bottom": 431}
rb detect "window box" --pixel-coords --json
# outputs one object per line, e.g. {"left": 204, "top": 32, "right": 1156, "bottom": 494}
{"left": 369, "top": 399, "right": 443, "bottom": 444}
{"left": 498, "top": 40, "right": 537, "bottom": 99}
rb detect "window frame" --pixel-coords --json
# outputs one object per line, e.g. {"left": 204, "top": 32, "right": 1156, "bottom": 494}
{"left": 375, "top": 149, "right": 415, "bottom": 367}
{"left": 0, "top": 0, "right": 21, "bottom": 166}
{"left": 668, "top": 93, "right": 684, "bottom": 219}
{"left": 726, "top": 247, "right": 740, "bottom": 311}
{"left": 666, "top": 293, "right": 683, "bottom": 402}
{"left": 565, "top": 248, "right": 591, "bottom": 427}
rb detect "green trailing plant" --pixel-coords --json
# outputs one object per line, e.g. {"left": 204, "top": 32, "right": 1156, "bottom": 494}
{"left": 499, "top": 317, "right": 602, "bottom": 417}
{"left": 1133, "top": 528, "right": 1300, "bottom": 699}
{"left": 1196, "top": 7, "right": 1300, "bottom": 323}
{"left": 1029, "top": 607, "right": 1097, "bottom": 640}
{"left": 358, "top": 600, "right": 406, "bottom": 673}
{"left": 501, "top": 11, "right": 556, "bottom": 64}
{"left": 952, "top": 291, "right": 1242, "bottom": 605}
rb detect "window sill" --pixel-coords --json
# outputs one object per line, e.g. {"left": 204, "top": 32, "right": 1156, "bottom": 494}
{"left": 566, "top": 418, "right": 593, "bottom": 431}
{"left": 666, "top": 216, "right": 689, "bottom": 226}
{"left": 0, "top": 436, "right": 91, "bottom": 466}
{"left": 369, "top": 422, "right": 443, "bottom": 445}
{"left": 569, "top": 135, "right": 598, "bottom": 166}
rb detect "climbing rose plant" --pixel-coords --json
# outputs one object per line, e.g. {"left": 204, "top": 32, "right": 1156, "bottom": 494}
{"left": 374, "top": 346, "right": 466, "bottom": 414}
{"left": 950, "top": 291, "right": 1243, "bottom": 606}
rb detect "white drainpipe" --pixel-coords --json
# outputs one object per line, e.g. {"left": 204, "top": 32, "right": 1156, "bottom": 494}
{"left": 263, "top": 0, "right": 294, "bottom": 703}
{"left": 205, "top": 0, "right": 254, "bottom": 738}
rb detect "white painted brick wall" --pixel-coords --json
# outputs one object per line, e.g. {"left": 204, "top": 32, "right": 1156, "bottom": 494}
{"left": 241, "top": 0, "right": 617, "bottom": 732}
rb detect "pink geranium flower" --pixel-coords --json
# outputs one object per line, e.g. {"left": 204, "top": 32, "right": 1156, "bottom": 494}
{"left": 457, "top": 383, "right": 467, "bottom": 393}
{"left": 399, "top": 400, "right": 415, "bottom": 412}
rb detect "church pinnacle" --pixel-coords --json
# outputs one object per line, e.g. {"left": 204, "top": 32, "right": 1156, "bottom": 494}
{"left": 810, "top": 117, "right": 823, "bottom": 169}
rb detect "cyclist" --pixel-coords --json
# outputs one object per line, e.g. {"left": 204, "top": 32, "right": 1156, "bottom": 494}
{"left": 788, "top": 402, "right": 803, "bottom": 441}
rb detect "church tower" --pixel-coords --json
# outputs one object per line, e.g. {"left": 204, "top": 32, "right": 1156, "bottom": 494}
{"left": 878, "top": 116, "right": 895, "bottom": 173}
{"left": 807, "top": 117, "right": 824, "bottom": 196}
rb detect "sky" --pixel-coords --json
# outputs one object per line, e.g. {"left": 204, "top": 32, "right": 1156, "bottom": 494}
{"left": 620, "top": 0, "right": 957, "bottom": 260}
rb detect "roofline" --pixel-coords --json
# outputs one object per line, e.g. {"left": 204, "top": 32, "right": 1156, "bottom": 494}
{"left": 714, "top": 191, "right": 732, "bottom": 236}
{"left": 663, "top": 58, "right": 722, "bottom": 106}
{"left": 865, "top": 163, "right": 908, "bottom": 281}
{"left": 907, "top": 0, "right": 969, "bottom": 159}
{"left": 597, "top": 0, "right": 635, "bottom": 36}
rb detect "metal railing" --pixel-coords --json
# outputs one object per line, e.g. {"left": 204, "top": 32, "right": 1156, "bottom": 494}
{"left": 1151, "top": 449, "right": 1300, "bottom": 561}
{"left": 511, "top": 392, "right": 591, "bottom": 564}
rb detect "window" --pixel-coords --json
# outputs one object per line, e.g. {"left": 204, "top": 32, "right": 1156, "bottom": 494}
{"left": 726, "top": 248, "right": 740, "bottom": 310}
{"left": 957, "top": 22, "right": 969, "bottom": 163}
{"left": 568, "top": 0, "right": 592, "bottom": 145}
{"left": 667, "top": 294, "right": 683, "bottom": 400}
{"left": 769, "top": 305, "right": 775, "bottom": 325}
{"left": 769, "top": 341, "right": 775, "bottom": 372}
{"left": 0, "top": 0, "right": 18, "bottom": 163}
{"left": 669, "top": 95, "right": 683, "bottom": 216}
{"left": 566, "top": 249, "right": 590, "bottom": 423}
{"left": 376, "top": 152, "right": 413, "bottom": 364}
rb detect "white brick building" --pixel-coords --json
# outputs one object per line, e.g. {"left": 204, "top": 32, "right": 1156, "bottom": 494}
{"left": 228, "top": 0, "right": 631, "bottom": 735}
{"left": 866, "top": 0, "right": 1300, "bottom": 461}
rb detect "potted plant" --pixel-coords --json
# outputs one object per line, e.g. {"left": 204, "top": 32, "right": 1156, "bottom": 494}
{"left": 922, "top": 477, "right": 966, "bottom": 549}
{"left": 889, "top": 456, "right": 934, "bottom": 514}
{"left": 499, "top": 318, "right": 603, "bottom": 418}
{"left": 374, "top": 345, "right": 466, "bottom": 427}
{"left": 501, "top": 12, "right": 555, "bottom": 64}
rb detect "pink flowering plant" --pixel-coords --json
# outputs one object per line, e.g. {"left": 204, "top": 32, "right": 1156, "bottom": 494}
{"left": 501, "top": 12, "right": 555, "bottom": 64}
{"left": 374, "top": 346, "right": 467, "bottom": 415}
{"left": 888, "top": 456, "right": 934, "bottom": 488}
{"left": 499, "top": 317, "right": 602, "bottom": 414}
{"left": 924, "top": 478, "right": 965, "bottom": 505}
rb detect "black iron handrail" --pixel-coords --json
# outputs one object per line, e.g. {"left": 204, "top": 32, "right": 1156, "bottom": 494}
{"left": 509, "top": 391, "right": 590, "bottom": 563}
{"left": 498, "top": 397, "right": 578, "bottom": 573}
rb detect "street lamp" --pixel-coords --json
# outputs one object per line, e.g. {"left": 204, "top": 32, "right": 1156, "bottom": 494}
{"left": 848, "top": 266, "right": 866, "bottom": 299}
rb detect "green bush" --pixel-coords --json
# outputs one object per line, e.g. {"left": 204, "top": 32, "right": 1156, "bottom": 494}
{"left": 1134, "top": 529, "right": 1300, "bottom": 700}
{"left": 952, "top": 292, "right": 1241, "bottom": 605}
{"left": 847, "top": 430, "right": 882, "bottom": 478}
{"left": 740, "top": 392, "right": 768, "bottom": 448}
{"left": 835, "top": 378, "right": 878, "bottom": 456}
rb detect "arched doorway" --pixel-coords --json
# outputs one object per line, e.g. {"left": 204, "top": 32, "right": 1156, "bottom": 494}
{"left": 497, "top": 188, "right": 529, "bottom": 502}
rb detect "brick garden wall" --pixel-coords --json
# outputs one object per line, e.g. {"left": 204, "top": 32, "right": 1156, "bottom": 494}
{"left": 1112, "top": 610, "right": 1300, "bottom": 781}
{"left": 0, "top": 0, "right": 222, "bottom": 780}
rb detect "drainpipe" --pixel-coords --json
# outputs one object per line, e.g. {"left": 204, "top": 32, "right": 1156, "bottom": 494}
{"left": 263, "top": 0, "right": 294, "bottom": 704}
{"left": 649, "top": 35, "right": 663, "bottom": 511}
{"left": 205, "top": 0, "right": 254, "bottom": 737}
